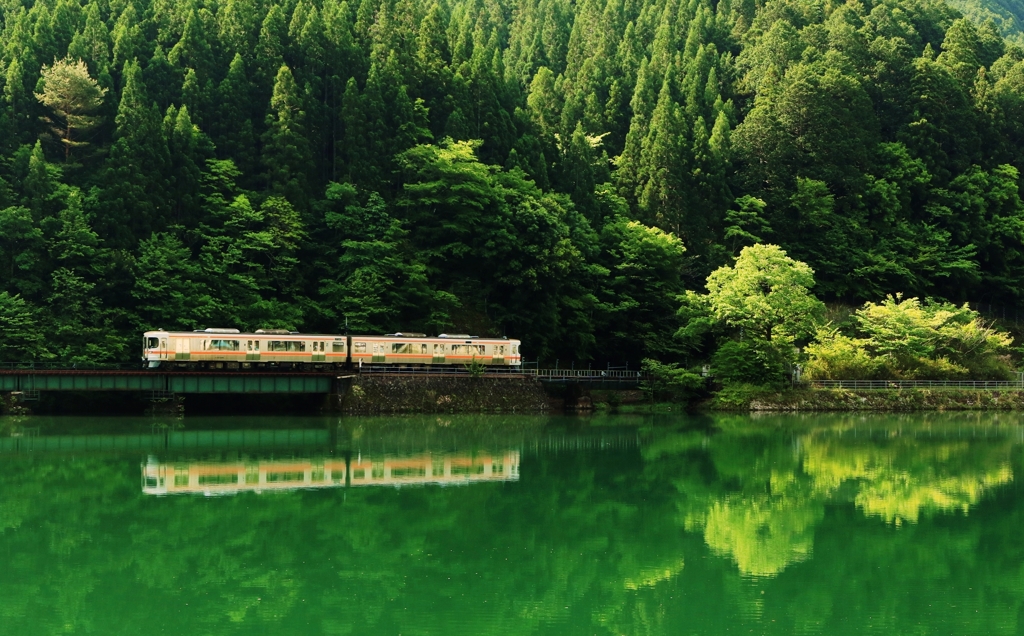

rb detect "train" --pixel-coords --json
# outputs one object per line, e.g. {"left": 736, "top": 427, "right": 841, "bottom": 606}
{"left": 142, "top": 328, "right": 522, "bottom": 370}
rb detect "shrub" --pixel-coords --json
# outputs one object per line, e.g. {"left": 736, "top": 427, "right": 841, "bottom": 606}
{"left": 805, "top": 296, "right": 1016, "bottom": 380}
{"left": 640, "top": 359, "right": 705, "bottom": 402}
{"left": 804, "top": 330, "right": 884, "bottom": 380}
{"left": 711, "top": 340, "right": 789, "bottom": 387}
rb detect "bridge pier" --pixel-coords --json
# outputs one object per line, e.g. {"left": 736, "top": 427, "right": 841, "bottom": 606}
{"left": 147, "top": 391, "right": 184, "bottom": 417}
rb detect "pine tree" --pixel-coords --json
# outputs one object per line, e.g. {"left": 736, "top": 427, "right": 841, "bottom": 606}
{"left": 215, "top": 53, "right": 257, "bottom": 177}
{"left": 35, "top": 58, "right": 107, "bottom": 162}
{"left": 111, "top": 5, "right": 142, "bottom": 73}
{"left": 637, "top": 73, "right": 687, "bottom": 233}
{"left": 66, "top": 3, "right": 111, "bottom": 75}
{"left": 143, "top": 45, "right": 178, "bottom": 113}
{"left": 168, "top": 8, "right": 214, "bottom": 81}
{"left": 100, "top": 59, "right": 169, "bottom": 247}
{"left": 164, "top": 105, "right": 205, "bottom": 227}
{"left": 262, "top": 65, "right": 312, "bottom": 208}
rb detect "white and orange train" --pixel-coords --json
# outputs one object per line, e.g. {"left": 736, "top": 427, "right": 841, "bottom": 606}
{"left": 142, "top": 328, "right": 522, "bottom": 370}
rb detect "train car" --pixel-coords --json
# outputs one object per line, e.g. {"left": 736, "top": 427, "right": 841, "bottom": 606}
{"left": 142, "top": 328, "right": 347, "bottom": 370}
{"left": 142, "top": 329, "right": 521, "bottom": 370}
{"left": 349, "top": 333, "right": 521, "bottom": 367}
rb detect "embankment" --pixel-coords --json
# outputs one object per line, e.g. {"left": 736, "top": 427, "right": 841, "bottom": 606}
{"left": 339, "top": 375, "right": 550, "bottom": 413}
{"left": 707, "top": 386, "right": 1024, "bottom": 411}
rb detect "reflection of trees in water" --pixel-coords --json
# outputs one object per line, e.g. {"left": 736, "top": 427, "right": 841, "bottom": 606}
{"left": 803, "top": 437, "right": 1013, "bottom": 526}
{"left": 646, "top": 414, "right": 1018, "bottom": 577}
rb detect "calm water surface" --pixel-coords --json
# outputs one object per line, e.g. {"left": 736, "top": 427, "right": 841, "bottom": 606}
{"left": 2, "top": 411, "right": 1024, "bottom": 635}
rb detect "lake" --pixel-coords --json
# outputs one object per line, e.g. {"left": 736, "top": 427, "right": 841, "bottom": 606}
{"left": 1, "top": 411, "right": 1023, "bottom": 634}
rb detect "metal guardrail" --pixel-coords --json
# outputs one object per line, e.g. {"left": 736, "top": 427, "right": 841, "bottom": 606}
{"left": 535, "top": 369, "right": 644, "bottom": 379}
{"left": 808, "top": 380, "right": 1024, "bottom": 390}
{"left": 532, "top": 369, "right": 647, "bottom": 383}
{"left": 356, "top": 365, "right": 527, "bottom": 376}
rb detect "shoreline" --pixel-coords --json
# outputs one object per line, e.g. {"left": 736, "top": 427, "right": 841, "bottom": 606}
{"left": 701, "top": 386, "right": 1024, "bottom": 412}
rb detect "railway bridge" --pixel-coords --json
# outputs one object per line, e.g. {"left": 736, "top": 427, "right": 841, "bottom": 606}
{"left": 0, "top": 366, "right": 646, "bottom": 401}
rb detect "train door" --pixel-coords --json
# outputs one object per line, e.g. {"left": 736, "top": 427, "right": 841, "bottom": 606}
{"left": 160, "top": 337, "right": 169, "bottom": 361}
{"left": 175, "top": 337, "right": 189, "bottom": 361}
{"left": 493, "top": 344, "right": 505, "bottom": 365}
{"left": 372, "top": 342, "right": 386, "bottom": 363}
{"left": 313, "top": 342, "right": 326, "bottom": 362}
{"left": 433, "top": 343, "right": 446, "bottom": 364}
{"left": 246, "top": 340, "right": 262, "bottom": 362}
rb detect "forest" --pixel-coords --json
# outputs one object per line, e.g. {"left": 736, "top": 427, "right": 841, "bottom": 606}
{"left": 1, "top": 0, "right": 1024, "bottom": 368}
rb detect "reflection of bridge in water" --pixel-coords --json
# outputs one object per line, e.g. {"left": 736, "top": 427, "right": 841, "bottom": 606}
{"left": 141, "top": 450, "right": 520, "bottom": 495}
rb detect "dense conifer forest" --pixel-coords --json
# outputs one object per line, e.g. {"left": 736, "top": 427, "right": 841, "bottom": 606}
{"left": 1, "top": 0, "right": 1024, "bottom": 369}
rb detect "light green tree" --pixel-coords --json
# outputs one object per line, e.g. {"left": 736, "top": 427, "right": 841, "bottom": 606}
{"left": 35, "top": 58, "right": 106, "bottom": 161}
{"left": 705, "top": 244, "right": 824, "bottom": 347}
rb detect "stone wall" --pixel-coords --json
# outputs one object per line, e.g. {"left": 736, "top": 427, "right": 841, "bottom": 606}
{"left": 338, "top": 375, "right": 550, "bottom": 414}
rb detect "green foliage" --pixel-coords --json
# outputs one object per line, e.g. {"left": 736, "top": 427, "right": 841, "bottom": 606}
{"left": 639, "top": 358, "right": 705, "bottom": 403}
{"left": 0, "top": 291, "right": 45, "bottom": 360}
{"left": 805, "top": 295, "right": 1016, "bottom": 380}
{"left": 711, "top": 340, "right": 790, "bottom": 387}
{"left": 0, "top": 0, "right": 1023, "bottom": 368}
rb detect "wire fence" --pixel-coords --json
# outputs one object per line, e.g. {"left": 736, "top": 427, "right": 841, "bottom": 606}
{"left": 806, "top": 379, "right": 1024, "bottom": 390}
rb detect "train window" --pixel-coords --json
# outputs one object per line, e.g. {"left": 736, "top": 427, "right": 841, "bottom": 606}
{"left": 209, "top": 339, "right": 239, "bottom": 351}
{"left": 498, "top": 345, "right": 505, "bottom": 355}
{"left": 254, "top": 341, "right": 259, "bottom": 352}
{"left": 146, "top": 337, "right": 159, "bottom": 349}
{"left": 434, "top": 344, "right": 442, "bottom": 354}
{"left": 269, "top": 341, "right": 305, "bottom": 352}
{"left": 354, "top": 342, "right": 366, "bottom": 353}
{"left": 421, "top": 344, "right": 428, "bottom": 354}
{"left": 247, "top": 340, "right": 253, "bottom": 351}
{"left": 392, "top": 343, "right": 413, "bottom": 354}
{"left": 476, "top": 345, "right": 485, "bottom": 354}
{"left": 513, "top": 345, "right": 518, "bottom": 354}
{"left": 333, "top": 342, "right": 345, "bottom": 353}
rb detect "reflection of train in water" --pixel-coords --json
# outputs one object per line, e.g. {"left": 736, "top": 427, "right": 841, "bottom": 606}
{"left": 141, "top": 450, "right": 520, "bottom": 495}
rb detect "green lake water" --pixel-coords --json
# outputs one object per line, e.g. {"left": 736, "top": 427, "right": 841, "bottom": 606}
{"left": 2, "top": 411, "right": 1024, "bottom": 635}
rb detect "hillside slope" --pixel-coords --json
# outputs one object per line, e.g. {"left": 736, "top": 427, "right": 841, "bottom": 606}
{"left": 0, "top": 0, "right": 1023, "bottom": 367}
{"left": 947, "top": 0, "right": 1024, "bottom": 43}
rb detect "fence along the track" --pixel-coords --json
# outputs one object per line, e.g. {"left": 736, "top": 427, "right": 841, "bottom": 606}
{"left": 807, "top": 379, "right": 1024, "bottom": 390}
